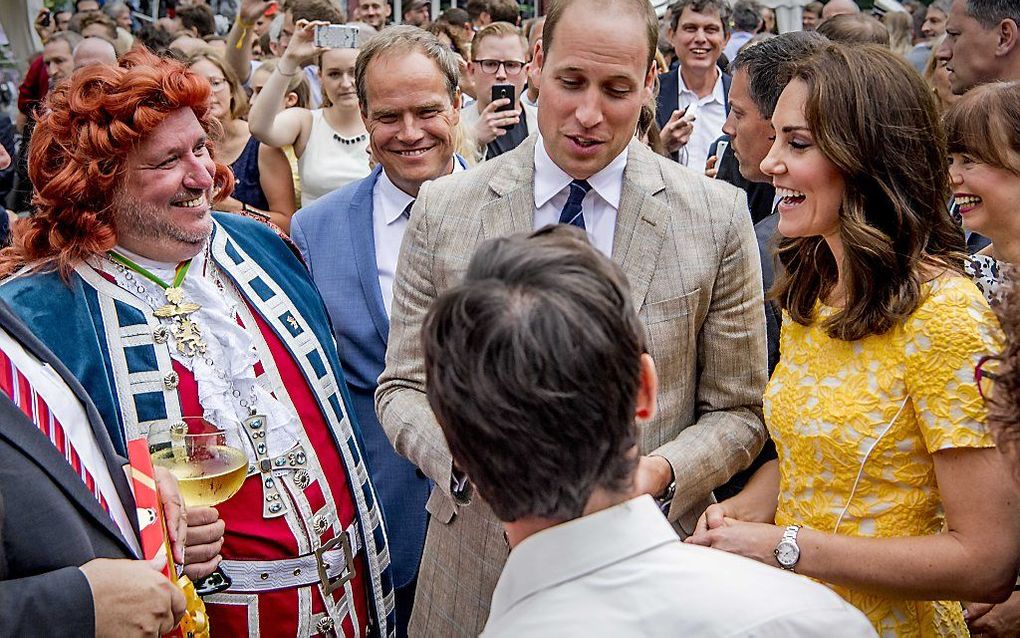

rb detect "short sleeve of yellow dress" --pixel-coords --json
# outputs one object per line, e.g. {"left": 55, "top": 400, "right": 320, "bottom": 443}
{"left": 765, "top": 276, "right": 1002, "bottom": 638}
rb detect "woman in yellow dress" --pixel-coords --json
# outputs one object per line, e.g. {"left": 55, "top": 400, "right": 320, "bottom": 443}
{"left": 686, "top": 43, "right": 1020, "bottom": 637}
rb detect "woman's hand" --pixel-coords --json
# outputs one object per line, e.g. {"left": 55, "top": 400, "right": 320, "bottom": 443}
{"left": 967, "top": 591, "right": 1020, "bottom": 637}
{"left": 281, "top": 20, "right": 326, "bottom": 70}
{"left": 686, "top": 519, "right": 786, "bottom": 567}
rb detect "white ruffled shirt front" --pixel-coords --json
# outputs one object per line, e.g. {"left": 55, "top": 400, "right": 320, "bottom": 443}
{"left": 102, "top": 244, "right": 299, "bottom": 459}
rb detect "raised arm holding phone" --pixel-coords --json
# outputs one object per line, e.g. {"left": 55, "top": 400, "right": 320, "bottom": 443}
{"left": 249, "top": 19, "right": 372, "bottom": 205}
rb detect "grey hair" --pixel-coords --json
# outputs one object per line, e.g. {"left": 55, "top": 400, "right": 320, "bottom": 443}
{"left": 964, "top": 0, "right": 1019, "bottom": 28}
{"left": 732, "top": 0, "right": 763, "bottom": 31}
{"left": 355, "top": 25, "right": 460, "bottom": 112}
{"left": 929, "top": 0, "right": 952, "bottom": 15}
{"left": 729, "top": 30, "right": 828, "bottom": 118}
{"left": 47, "top": 30, "right": 84, "bottom": 52}
{"left": 103, "top": 0, "right": 130, "bottom": 19}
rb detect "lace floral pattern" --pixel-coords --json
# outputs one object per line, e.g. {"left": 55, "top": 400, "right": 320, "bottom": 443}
{"left": 765, "top": 276, "right": 1001, "bottom": 637}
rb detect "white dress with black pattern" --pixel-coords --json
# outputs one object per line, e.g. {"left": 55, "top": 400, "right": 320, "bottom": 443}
{"left": 964, "top": 254, "right": 1007, "bottom": 305}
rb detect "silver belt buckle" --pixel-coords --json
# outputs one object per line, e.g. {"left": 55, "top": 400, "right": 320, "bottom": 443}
{"left": 315, "top": 532, "right": 355, "bottom": 596}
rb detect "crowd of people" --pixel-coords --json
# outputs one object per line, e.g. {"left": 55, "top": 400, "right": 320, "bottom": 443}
{"left": 2, "top": 0, "right": 1020, "bottom": 635}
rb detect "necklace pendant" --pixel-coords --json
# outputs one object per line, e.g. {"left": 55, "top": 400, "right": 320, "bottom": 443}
{"left": 165, "top": 287, "right": 186, "bottom": 305}
{"left": 173, "top": 317, "right": 208, "bottom": 357}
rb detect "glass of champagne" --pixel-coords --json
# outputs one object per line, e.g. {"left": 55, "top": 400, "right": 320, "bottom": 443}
{"left": 150, "top": 418, "right": 249, "bottom": 596}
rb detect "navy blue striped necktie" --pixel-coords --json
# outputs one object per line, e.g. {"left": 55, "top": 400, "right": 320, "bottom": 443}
{"left": 558, "top": 179, "right": 592, "bottom": 230}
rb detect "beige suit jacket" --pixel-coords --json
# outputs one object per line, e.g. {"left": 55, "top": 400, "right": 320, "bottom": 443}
{"left": 376, "top": 136, "right": 768, "bottom": 636}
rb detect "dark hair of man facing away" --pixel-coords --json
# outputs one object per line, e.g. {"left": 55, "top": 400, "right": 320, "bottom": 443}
{"left": 732, "top": 0, "right": 763, "bottom": 32}
{"left": 422, "top": 225, "right": 646, "bottom": 522}
{"left": 729, "top": 30, "right": 829, "bottom": 119}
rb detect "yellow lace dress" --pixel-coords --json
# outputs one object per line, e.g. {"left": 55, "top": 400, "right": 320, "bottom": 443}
{"left": 765, "top": 276, "right": 1001, "bottom": 637}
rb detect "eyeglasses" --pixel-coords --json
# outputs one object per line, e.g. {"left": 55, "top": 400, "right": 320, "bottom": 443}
{"left": 474, "top": 59, "right": 526, "bottom": 75}
{"left": 207, "top": 77, "right": 230, "bottom": 91}
{"left": 976, "top": 354, "right": 1002, "bottom": 402}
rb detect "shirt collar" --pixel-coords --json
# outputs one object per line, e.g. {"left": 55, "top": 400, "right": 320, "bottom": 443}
{"left": 533, "top": 136, "right": 628, "bottom": 210}
{"left": 489, "top": 495, "right": 680, "bottom": 623}
{"left": 379, "top": 158, "right": 465, "bottom": 226}
{"left": 677, "top": 66, "right": 725, "bottom": 105}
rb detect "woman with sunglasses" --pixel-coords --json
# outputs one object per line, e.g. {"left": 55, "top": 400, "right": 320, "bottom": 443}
{"left": 686, "top": 44, "right": 1020, "bottom": 636}
{"left": 944, "top": 81, "right": 1020, "bottom": 306}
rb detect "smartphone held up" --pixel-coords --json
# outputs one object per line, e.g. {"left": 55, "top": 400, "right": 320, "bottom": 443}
{"left": 314, "top": 24, "right": 360, "bottom": 49}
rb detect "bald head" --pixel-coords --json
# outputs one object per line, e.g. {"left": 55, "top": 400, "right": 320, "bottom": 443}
{"left": 73, "top": 36, "right": 117, "bottom": 69}
{"left": 169, "top": 35, "right": 207, "bottom": 56}
{"left": 822, "top": 0, "right": 861, "bottom": 20}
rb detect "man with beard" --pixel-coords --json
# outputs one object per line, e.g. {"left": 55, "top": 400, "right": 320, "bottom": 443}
{"left": 0, "top": 49, "right": 395, "bottom": 638}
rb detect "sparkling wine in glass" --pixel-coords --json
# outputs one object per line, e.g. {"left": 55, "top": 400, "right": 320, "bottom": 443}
{"left": 150, "top": 419, "right": 249, "bottom": 596}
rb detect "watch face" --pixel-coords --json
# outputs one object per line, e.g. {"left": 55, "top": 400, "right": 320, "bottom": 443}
{"left": 775, "top": 540, "right": 800, "bottom": 567}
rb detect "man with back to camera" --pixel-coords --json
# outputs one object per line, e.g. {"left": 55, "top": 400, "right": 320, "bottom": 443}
{"left": 421, "top": 225, "right": 877, "bottom": 637}
{"left": 376, "top": 0, "right": 769, "bottom": 633}
{"left": 290, "top": 26, "right": 469, "bottom": 636}
{"left": 461, "top": 22, "right": 536, "bottom": 160}
{"left": 657, "top": 0, "right": 732, "bottom": 171}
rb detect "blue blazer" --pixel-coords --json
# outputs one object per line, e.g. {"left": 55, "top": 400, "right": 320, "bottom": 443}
{"left": 291, "top": 166, "right": 430, "bottom": 590}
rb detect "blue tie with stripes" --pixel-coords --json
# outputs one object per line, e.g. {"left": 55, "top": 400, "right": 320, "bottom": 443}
{"left": 558, "top": 179, "right": 592, "bottom": 230}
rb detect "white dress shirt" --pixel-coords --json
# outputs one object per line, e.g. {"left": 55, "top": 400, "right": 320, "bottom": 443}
{"left": 678, "top": 66, "right": 728, "bottom": 173}
{"left": 0, "top": 328, "right": 141, "bottom": 557}
{"left": 373, "top": 160, "right": 466, "bottom": 316}
{"left": 533, "top": 137, "right": 626, "bottom": 257}
{"left": 483, "top": 495, "right": 876, "bottom": 638}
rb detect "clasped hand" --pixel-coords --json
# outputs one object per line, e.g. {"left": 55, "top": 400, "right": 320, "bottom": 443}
{"left": 685, "top": 502, "right": 785, "bottom": 568}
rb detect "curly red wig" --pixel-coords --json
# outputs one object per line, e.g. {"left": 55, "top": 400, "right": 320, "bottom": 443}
{"left": 0, "top": 48, "right": 235, "bottom": 279}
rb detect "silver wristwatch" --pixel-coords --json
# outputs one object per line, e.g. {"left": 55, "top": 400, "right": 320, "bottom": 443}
{"left": 774, "top": 525, "right": 802, "bottom": 571}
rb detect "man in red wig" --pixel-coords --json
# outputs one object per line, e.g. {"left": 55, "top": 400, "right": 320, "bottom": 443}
{"left": 0, "top": 49, "right": 396, "bottom": 637}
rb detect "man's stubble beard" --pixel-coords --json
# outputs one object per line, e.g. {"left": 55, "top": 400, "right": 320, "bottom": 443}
{"left": 113, "top": 192, "right": 213, "bottom": 251}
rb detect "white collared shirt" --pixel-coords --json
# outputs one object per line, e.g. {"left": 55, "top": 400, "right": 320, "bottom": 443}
{"left": 373, "top": 160, "right": 465, "bottom": 316}
{"left": 677, "top": 66, "right": 727, "bottom": 173}
{"left": 533, "top": 137, "right": 626, "bottom": 257}
{"left": 483, "top": 495, "right": 876, "bottom": 637}
{"left": 0, "top": 328, "right": 141, "bottom": 557}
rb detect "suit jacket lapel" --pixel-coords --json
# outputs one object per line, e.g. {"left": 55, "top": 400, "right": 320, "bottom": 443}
{"left": 480, "top": 136, "right": 538, "bottom": 241}
{"left": 613, "top": 142, "right": 670, "bottom": 310}
{"left": 349, "top": 166, "right": 391, "bottom": 344}
{"left": 0, "top": 301, "right": 138, "bottom": 553}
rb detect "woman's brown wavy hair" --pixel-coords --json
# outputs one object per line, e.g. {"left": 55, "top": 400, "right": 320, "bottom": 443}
{"left": 771, "top": 44, "right": 966, "bottom": 342}
{"left": 0, "top": 48, "right": 234, "bottom": 280}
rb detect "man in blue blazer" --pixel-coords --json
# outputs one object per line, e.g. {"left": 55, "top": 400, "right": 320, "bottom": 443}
{"left": 290, "top": 26, "right": 468, "bottom": 637}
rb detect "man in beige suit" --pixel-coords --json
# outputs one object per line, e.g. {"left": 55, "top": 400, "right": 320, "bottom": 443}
{"left": 376, "top": 0, "right": 768, "bottom": 634}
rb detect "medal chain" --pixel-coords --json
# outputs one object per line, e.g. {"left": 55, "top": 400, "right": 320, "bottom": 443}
{"left": 103, "top": 253, "right": 260, "bottom": 416}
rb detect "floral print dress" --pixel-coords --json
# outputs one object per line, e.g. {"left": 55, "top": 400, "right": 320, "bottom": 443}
{"left": 765, "top": 276, "right": 1001, "bottom": 637}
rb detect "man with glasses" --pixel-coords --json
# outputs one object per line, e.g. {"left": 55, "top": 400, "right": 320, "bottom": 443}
{"left": 462, "top": 22, "right": 535, "bottom": 160}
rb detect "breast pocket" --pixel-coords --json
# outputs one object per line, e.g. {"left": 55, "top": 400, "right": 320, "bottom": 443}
{"left": 640, "top": 289, "right": 699, "bottom": 326}
{"left": 639, "top": 289, "right": 700, "bottom": 423}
